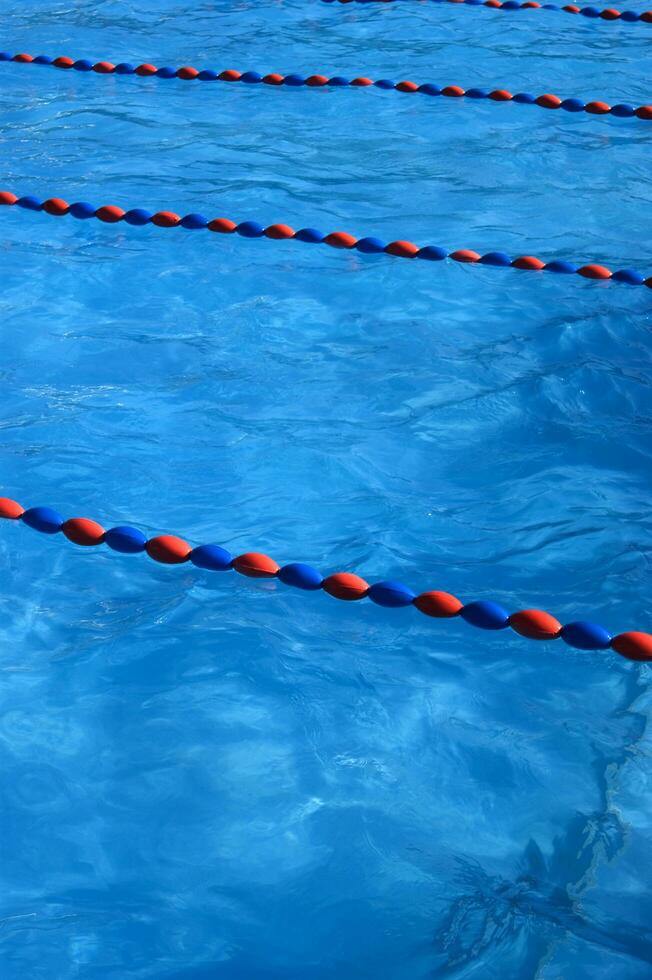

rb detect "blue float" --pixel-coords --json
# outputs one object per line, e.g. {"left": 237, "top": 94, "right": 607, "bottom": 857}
{"left": 190, "top": 544, "right": 233, "bottom": 571}
{"left": 561, "top": 621, "right": 612, "bottom": 649}
{"left": 368, "top": 581, "right": 416, "bottom": 607}
{"left": 278, "top": 563, "right": 324, "bottom": 590}
{"left": 461, "top": 600, "right": 510, "bottom": 630}
{"left": 21, "top": 506, "right": 64, "bottom": 534}
{"left": 104, "top": 526, "right": 148, "bottom": 553}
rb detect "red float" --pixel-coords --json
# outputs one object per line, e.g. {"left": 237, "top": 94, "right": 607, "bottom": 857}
{"left": 441, "top": 86, "right": 465, "bottom": 98}
{"left": 0, "top": 497, "right": 24, "bottom": 519}
{"left": 95, "top": 205, "right": 125, "bottom": 223}
{"left": 324, "top": 231, "right": 357, "bottom": 249}
{"left": 386, "top": 240, "right": 418, "bottom": 258}
{"left": 135, "top": 63, "right": 157, "bottom": 76}
{"left": 611, "top": 632, "right": 652, "bottom": 662}
{"left": 489, "top": 90, "right": 513, "bottom": 101}
{"left": 264, "top": 224, "right": 295, "bottom": 239}
{"left": 146, "top": 535, "right": 192, "bottom": 564}
{"left": 396, "top": 81, "right": 419, "bottom": 93}
{"left": 536, "top": 94, "right": 562, "bottom": 109}
{"left": 218, "top": 70, "right": 241, "bottom": 82}
{"left": 232, "top": 552, "right": 280, "bottom": 578}
{"left": 305, "top": 75, "right": 329, "bottom": 87}
{"left": 208, "top": 217, "right": 237, "bottom": 233}
{"left": 62, "top": 518, "right": 106, "bottom": 546}
{"left": 585, "top": 101, "right": 611, "bottom": 114}
{"left": 151, "top": 211, "right": 181, "bottom": 227}
{"left": 577, "top": 264, "right": 612, "bottom": 279}
{"left": 176, "top": 66, "right": 199, "bottom": 80}
{"left": 512, "top": 255, "right": 545, "bottom": 270}
{"left": 53, "top": 56, "right": 74, "bottom": 69}
{"left": 322, "top": 572, "right": 369, "bottom": 601}
{"left": 509, "top": 609, "right": 562, "bottom": 640}
{"left": 42, "top": 198, "right": 70, "bottom": 216}
{"left": 262, "top": 73, "right": 285, "bottom": 85}
{"left": 451, "top": 249, "right": 481, "bottom": 263}
{"left": 413, "top": 591, "right": 463, "bottom": 618}
{"left": 0, "top": 191, "right": 17, "bottom": 206}
{"left": 93, "top": 62, "right": 115, "bottom": 74}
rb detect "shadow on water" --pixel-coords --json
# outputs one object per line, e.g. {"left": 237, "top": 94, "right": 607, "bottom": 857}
{"left": 432, "top": 667, "right": 652, "bottom": 977}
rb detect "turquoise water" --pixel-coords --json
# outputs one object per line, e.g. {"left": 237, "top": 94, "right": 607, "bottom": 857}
{"left": 1, "top": 1, "right": 652, "bottom": 977}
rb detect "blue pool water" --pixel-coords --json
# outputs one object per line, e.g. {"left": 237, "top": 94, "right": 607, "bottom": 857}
{"left": 1, "top": 1, "right": 652, "bottom": 977}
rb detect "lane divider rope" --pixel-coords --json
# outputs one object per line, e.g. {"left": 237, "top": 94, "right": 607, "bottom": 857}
{"left": 322, "top": 0, "right": 652, "bottom": 23}
{"left": 1, "top": 497, "right": 650, "bottom": 662}
{"left": 0, "top": 189, "right": 650, "bottom": 289}
{"left": 2, "top": 53, "right": 651, "bottom": 123}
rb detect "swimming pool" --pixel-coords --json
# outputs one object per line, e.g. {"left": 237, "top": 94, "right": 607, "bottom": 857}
{"left": 1, "top": 0, "right": 651, "bottom": 976}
